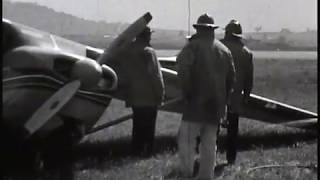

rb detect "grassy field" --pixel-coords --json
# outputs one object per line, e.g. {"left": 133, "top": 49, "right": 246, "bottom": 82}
{"left": 6, "top": 52, "right": 317, "bottom": 180}
{"left": 68, "top": 53, "right": 317, "bottom": 180}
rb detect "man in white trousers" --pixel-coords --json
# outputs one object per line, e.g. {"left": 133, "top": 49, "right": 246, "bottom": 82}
{"left": 176, "top": 13, "right": 235, "bottom": 180}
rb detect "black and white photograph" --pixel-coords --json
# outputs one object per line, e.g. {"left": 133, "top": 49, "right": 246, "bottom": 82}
{"left": 2, "top": 0, "right": 317, "bottom": 179}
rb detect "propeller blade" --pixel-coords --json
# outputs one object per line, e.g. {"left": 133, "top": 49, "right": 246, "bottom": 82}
{"left": 24, "top": 80, "right": 81, "bottom": 137}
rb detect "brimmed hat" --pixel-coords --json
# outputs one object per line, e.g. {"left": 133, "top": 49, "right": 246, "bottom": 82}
{"left": 193, "top": 13, "right": 219, "bottom": 29}
{"left": 225, "top": 19, "right": 243, "bottom": 38}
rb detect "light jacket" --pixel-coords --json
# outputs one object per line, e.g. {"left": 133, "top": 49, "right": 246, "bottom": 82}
{"left": 221, "top": 38, "right": 253, "bottom": 113}
{"left": 177, "top": 34, "right": 236, "bottom": 123}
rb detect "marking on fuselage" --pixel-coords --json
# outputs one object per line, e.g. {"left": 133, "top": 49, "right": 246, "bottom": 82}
{"left": 264, "top": 102, "right": 277, "bottom": 109}
{"left": 50, "top": 35, "right": 60, "bottom": 50}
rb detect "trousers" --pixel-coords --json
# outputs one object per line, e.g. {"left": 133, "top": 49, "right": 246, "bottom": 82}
{"left": 178, "top": 120, "right": 218, "bottom": 179}
{"left": 226, "top": 112, "right": 239, "bottom": 164}
{"left": 131, "top": 106, "right": 157, "bottom": 156}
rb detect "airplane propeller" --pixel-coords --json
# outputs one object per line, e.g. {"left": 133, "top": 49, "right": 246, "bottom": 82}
{"left": 24, "top": 80, "right": 81, "bottom": 137}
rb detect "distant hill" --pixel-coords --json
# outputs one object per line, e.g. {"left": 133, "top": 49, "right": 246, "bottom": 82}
{"left": 2, "top": 0, "right": 129, "bottom": 36}
{"left": 243, "top": 30, "right": 317, "bottom": 50}
{"left": 3, "top": 0, "right": 317, "bottom": 50}
{"left": 2, "top": 0, "right": 188, "bottom": 48}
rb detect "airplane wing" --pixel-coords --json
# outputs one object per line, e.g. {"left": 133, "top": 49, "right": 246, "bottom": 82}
{"left": 240, "top": 94, "right": 317, "bottom": 129}
{"left": 157, "top": 57, "right": 317, "bottom": 130}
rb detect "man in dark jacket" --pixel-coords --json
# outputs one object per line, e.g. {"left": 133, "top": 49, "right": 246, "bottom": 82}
{"left": 127, "top": 27, "right": 165, "bottom": 156}
{"left": 107, "top": 26, "right": 165, "bottom": 156}
{"left": 221, "top": 19, "right": 254, "bottom": 164}
{"left": 177, "top": 14, "right": 235, "bottom": 179}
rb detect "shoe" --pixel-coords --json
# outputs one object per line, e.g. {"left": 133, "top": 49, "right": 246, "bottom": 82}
{"left": 227, "top": 159, "right": 235, "bottom": 165}
{"left": 193, "top": 159, "right": 200, "bottom": 177}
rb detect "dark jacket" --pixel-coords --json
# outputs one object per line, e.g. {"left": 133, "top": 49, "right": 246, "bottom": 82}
{"left": 108, "top": 40, "right": 165, "bottom": 107}
{"left": 221, "top": 38, "right": 253, "bottom": 113}
{"left": 177, "top": 35, "right": 236, "bottom": 123}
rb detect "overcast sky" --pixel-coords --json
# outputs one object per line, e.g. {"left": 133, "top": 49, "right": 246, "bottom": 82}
{"left": 9, "top": 0, "right": 317, "bottom": 32}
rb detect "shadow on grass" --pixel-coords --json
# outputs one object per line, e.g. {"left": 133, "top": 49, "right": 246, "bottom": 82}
{"left": 217, "top": 129, "right": 317, "bottom": 152}
{"left": 76, "top": 135, "right": 177, "bottom": 157}
{"left": 73, "top": 135, "right": 178, "bottom": 170}
{"left": 75, "top": 129, "right": 317, "bottom": 160}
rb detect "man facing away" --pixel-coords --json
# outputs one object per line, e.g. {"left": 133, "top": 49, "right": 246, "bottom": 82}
{"left": 107, "top": 26, "right": 165, "bottom": 157}
{"left": 220, "top": 19, "right": 254, "bottom": 164}
{"left": 176, "top": 13, "right": 235, "bottom": 179}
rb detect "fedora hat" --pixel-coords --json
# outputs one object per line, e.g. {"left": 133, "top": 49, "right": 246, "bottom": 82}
{"left": 225, "top": 19, "right": 243, "bottom": 38}
{"left": 193, "top": 13, "right": 219, "bottom": 29}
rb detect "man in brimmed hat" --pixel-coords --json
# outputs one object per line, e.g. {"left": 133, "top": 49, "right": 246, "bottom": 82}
{"left": 128, "top": 26, "right": 164, "bottom": 157}
{"left": 107, "top": 26, "right": 164, "bottom": 157}
{"left": 221, "top": 19, "right": 254, "bottom": 164}
{"left": 176, "top": 13, "right": 235, "bottom": 179}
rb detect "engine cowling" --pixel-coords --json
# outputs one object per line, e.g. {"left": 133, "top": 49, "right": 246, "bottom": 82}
{"left": 69, "top": 59, "right": 102, "bottom": 89}
{"left": 3, "top": 45, "right": 118, "bottom": 91}
{"left": 100, "top": 64, "right": 118, "bottom": 91}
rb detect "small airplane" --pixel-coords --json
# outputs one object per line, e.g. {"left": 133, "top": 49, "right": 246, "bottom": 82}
{"left": 1, "top": 12, "right": 317, "bottom": 173}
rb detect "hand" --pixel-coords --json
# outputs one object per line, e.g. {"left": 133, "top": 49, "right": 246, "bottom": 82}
{"left": 156, "top": 95, "right": 164, "bottom": 107}
{"left": 221, "top": 106, "right": 228, "bottom": 128}
{"left": 159, "top": 102, "right": 165, "bottom": 107}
